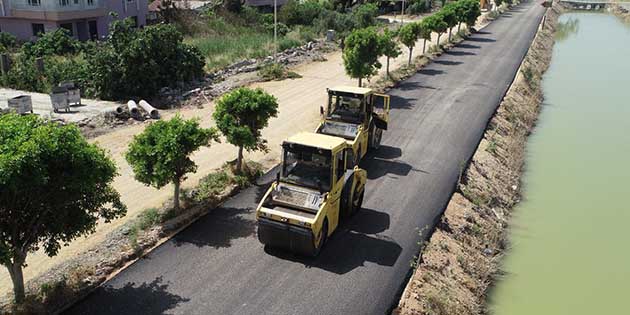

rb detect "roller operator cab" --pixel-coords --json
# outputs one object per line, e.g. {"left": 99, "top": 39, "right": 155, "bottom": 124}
{"left": 256, "top": 132, "right": 368, "bottom": 256}
{"left": 316, "top": 86, "right": 390, "bottom": 167}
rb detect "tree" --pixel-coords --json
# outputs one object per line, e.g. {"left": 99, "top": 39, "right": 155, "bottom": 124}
{"left": 419, "top": 19, "right": 433, "bottom": 54}
{"left": 452, "top": 1, "right": 467, "bottom": 34}
{"left": 379, "top": 29, "right": 401, "bottom": 77}
{"left": 399, "top": 22, "right": 421, "bottom": 65}
{"left": 352, "top": 3, "right": 379, "bottom": 29}
{"left": 213, "top": 88, "right": 279, "bottom": 173}
{"left": 0, "top": 114, "right": 125, "bottom": 303}
{"left": 342, "top": 27, "right": 383, "bottom": 86}
{"left": 425, "top": 13, "right": 448, "bottom": 48}
{"left": 440, "top": 5, "right": 458, "bottom": 42}
{"left": 126, "top": 116, "right": 218, "bottom": 211}
{"left": 462, "top": 0, "right": 482, "bottom": 31}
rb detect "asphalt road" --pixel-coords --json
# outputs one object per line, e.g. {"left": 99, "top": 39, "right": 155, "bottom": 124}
{"left": 65, "top": 2, "right": 546, "bottom": 314}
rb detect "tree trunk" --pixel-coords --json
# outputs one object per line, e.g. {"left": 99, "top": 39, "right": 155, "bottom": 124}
{"left": 173, "top": 177, "right": 181, "bottom": 211}
{"left": 7, "top": 255, "right": 25, "bottom": 304}
{"left": 448, "top": 28, "right": 452, "bottom": 42}
{"left": 458, "top": 22, "right": 461, "bottom": 34}
{"left": 358, "top": 77, "right": 362, "bottom": 87}
{"left": 386, "top": 57, "right": 390, "bottom": 78}
{"left": 237, "top": 145, "right": 244, "bottom": 174}
{"left": 408, "top": 47, "right": 413, "bottom": 65}
{"left": 437, "top": 34, "right": 441, "bottom": 47}
{"left": 423, "top": 39, "right": 427, "bottom": 54}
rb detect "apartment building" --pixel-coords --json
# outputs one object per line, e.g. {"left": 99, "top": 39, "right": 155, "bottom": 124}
{"left": 0, "top": 0, "right": 148, "bottom": 41}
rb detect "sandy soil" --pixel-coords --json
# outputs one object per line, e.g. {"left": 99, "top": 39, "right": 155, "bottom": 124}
{"left": 0, "top": 21, "right": 464, "bottom": 296}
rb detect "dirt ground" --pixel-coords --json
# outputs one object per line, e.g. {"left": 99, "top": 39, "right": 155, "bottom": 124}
{"left": 0, "top": 18, "right": 471, "bottom": 297}
{"left": 394, "top": 3, "right": 560, "bottom": 315}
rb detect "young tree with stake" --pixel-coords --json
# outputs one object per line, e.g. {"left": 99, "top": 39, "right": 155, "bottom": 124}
{"left": 213, "top": 87, "right": 279, "bottom": 173}
{"left": 126, "top": 115, "right": 218, "bottom": 211}
{"left": 463, "top": 0, "right": 482, "bottom": 32}
{"left": 0, "top": 114, "right": 126, "bottom": 303}
{"left": 399, "top": 22, "right": 421, "bottom": 65}
{"left": 426, "top": 13, "right": 448, "bottom": 49}
{"left": 379, "top": 28, "right": 401, "bottom": 78}
{"left": 342, "top": 27, "right": 383, "bottom": 86}
{"left": 419, "top": 19, "right": 432, "bottom": 54}
{"left": 440, "top": 5, "right": 458, "bottom": 42}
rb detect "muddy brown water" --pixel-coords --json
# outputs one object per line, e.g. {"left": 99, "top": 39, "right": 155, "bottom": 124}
{"left": 488, "top": 12, "right": 630, "bottom": 315}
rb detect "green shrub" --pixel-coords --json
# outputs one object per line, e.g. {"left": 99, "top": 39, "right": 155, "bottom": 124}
{"left": 278, "top": 37, "right": 302, "bottom": 51}
{"left": 0, "top": 53, "right": 47, "bottom": 92}
{"left": 195, "top": 170, "right": 231, "bottom": 202}
{"left": 352, "top": 3, "right": 379, "bottom": 29}
{"left": 87, "top": 21, "right": 204, "bottom": 100}
{"left": 23, "top": 29, "right": 81, "bottom": 57}
{"left": 0, "top": 32, "right": 17, "bottom": 49}
{"left": 240, "top": 5, "right": 263, "bottom": 25}
{"left": 136, "top": 208, "right": 161, "bottom": 230}
{"left": 314, "top": 9, "right": 356, "bottom": 35}
{"left": 407, "top": 0, "right": 432, "bottom": 15}
{"left": 280, "top": 0, "right": 326, "bottom": 26}
{"left": 265, "top": 22, "right": 290, "bottom": 37}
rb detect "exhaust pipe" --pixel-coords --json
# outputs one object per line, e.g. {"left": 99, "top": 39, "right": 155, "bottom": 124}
{"left": 138, "top": 100, "right": 160, "bottom": 119}
{"left": 127, "top": 100, "right": 140, "bottom": 117}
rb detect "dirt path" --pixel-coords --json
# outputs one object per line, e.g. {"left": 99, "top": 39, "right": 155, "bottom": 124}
{"left": 0, "top": 22, "right": 473, "bottom": 296}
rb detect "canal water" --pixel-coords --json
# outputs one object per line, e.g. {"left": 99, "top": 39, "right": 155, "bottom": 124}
{"left": 488, "top": 12, "right": 630, "bottom": 315}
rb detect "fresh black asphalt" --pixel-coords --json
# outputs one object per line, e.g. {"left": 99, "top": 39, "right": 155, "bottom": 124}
{"left": 65, "top": 2, "right": 546, "bottom": 314}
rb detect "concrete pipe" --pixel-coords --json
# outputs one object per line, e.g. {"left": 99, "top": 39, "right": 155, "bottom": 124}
{"left": 139, "top": 100, "right": 160, "bottom": 119}
{"left": 127, "top": 100, "right": 140, "bottom": 117}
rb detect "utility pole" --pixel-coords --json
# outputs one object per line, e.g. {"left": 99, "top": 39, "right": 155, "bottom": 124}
{"left": 274, "top": 0, "right": 278, "bottom": 62}
{"left": 401, "top": 0, "right": 406, "bottom": 25}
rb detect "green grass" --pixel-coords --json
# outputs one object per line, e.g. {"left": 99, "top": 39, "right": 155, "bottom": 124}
{"left": 188, "top": 32, "right": 274, "bottom": 71}
{"left": 185, "top": 14, "right": 308, "bottom": 72}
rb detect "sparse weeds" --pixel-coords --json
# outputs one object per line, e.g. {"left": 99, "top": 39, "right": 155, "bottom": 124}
{"left": 258, "top": 62, "right": 302, "bottom": 81}
{"left": 521, "top": 66, "right": 537, "bottom": 88}
{"left": 486, "top": 139, "right": 498, "bottom": 155}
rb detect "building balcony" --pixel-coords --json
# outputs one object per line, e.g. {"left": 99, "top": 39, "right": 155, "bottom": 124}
{"left": 9, "top": 0, "right": 107, "bottom": 21}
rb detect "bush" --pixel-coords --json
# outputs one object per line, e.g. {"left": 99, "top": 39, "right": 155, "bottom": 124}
{"left": 23, "top": 29, "right": 81, "bottom": 57}
{"left": 408, "top": 0, "right": 432, "bottom": 15}
{"left": 240, "top": 5, "right": 263, "bottom": 25}
{"left": 264, "top": 22, "right": 290, "bottom": 37}
{"left": 0, "top": 53, "right": 47, "bottom": 92}
{"left": 352, "top": 3, "right": 379, "bottom": 29}
{"left": 280, "top": 0, "right": 326, "bottom": 26}
{"left": 314, "top": 9, "right": 356, "bottom": 35}
{"left": 0, "top": 32, "right": 17, "bottom": 50}
{"left": 195, "top": 170, "right": 231, "bottom": 202}
{"left": 87, "top": 22, "right": 204, "bottom": 100}
{"left": 278, "top": 37, "right": 302, "bottom": 51}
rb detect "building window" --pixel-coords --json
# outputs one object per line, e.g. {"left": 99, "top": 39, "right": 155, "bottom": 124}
{"left": 59, "top": 0, "right": 69, "bottom": 6}
{"left": 60, "top": 23, "right": 74, "bottom": 36}
{"left": 28, "top": 0, "right": 41, "bottom": 6}
{"left": 87, "top": 0, "right": 94, "bottom": 5}
{"left": 31, "top": 23, "right": 44, "bottom": 37}
{"left": 74, "top": 0, "right": 79, "bottom": 4}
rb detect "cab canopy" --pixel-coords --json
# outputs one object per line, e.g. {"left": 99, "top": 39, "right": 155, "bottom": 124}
{"left": 285, "top": 132, "right": 346, "bottom": 151}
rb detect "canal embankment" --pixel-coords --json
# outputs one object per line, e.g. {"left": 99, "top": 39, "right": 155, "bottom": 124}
{"left": 394, "top": 2, "right": 561, "bottom": 315}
